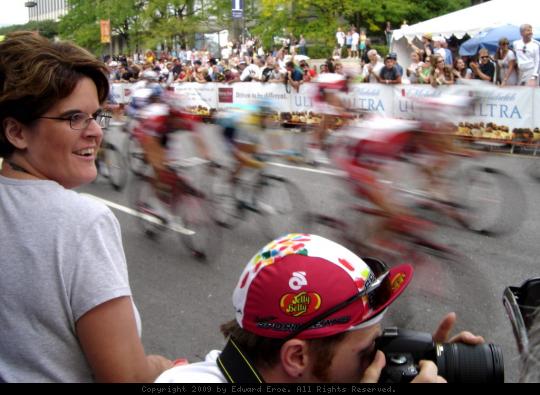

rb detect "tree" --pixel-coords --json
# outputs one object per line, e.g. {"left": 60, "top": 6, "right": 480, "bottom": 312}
{"left": 59, "top": 0, "right": 142, "bottom": 55}
{"left": 0, "top": 20, "right": 59, "bottom": 39}
{"left": 251, "top": 0, "right": 469, "bottom": 55}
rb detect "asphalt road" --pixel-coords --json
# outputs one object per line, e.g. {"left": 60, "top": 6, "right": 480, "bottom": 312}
{"left": 78, "top": 124, "right": 540, "bottom": 383}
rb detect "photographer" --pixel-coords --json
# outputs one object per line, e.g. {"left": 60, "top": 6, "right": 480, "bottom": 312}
{"left": 156, "top": 234, "right": 484, "bottom": 383}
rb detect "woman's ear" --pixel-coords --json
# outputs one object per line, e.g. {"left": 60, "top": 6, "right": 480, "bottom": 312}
{"left": 3, "top": 118, "right": 28, "bottom": 150}
{"left": 280, "top": 339, "right": 310, "bottom": 379}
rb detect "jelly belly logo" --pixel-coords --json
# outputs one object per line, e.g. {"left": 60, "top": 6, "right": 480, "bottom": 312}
{"left": 280, "top": 291, "right": 321, "bottom": 317}
{"left": 219, "top": 87, "right": 233, "bottom": 103}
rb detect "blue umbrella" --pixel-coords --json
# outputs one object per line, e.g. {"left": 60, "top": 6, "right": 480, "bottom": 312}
{"left": 459, "top": 24, "right": 540, "bottom": 56}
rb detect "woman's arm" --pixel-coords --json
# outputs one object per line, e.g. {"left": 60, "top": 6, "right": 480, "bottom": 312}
{"left": 77, "top": 296, "right": 173, "bottom": 382}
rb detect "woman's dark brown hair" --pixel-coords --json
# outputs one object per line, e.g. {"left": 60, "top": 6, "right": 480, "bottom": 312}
{"left": 220, "top": 319, "right": 346, "bottom": 380}
{"left": 0, "top": 31, "right": 110, "bottom": 158}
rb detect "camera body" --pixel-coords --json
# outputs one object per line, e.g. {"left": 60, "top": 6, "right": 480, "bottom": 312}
{"left": 375, "top": 327, "right": 504, "bottom": 383}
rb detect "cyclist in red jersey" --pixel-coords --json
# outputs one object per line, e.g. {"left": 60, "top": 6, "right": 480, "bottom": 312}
{"left": 136, "top": 88, "right": 212, "bottom": 202}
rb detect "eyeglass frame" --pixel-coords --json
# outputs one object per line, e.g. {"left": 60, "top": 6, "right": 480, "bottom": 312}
{"left": 38, "top": 110, "right": 112, "bottom": 130}
{"left": 282, "top": 257, "right": 391, "bottom": 341}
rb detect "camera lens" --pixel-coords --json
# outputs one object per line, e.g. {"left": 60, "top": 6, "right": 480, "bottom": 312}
{"left": 436, "top": 343, "right": 504, "bottom": 383}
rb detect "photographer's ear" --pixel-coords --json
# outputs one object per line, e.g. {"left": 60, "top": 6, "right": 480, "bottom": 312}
{"left": 280, "top": 339, "right": 310, "bottom": 379}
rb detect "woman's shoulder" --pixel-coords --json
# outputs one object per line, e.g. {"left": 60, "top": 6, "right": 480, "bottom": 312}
{"left": 48, "top": 187, "right": 113, "bottom": 225}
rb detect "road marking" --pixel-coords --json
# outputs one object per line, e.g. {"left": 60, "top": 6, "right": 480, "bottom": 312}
{"left": 267, "top": 161, "right": 345, "bottom": 177}
{"left": 81, "top": 193, "right": 193, "bottom": 235}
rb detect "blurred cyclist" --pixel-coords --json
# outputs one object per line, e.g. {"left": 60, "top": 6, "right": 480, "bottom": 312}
{"left": 308, "top": 64, "right": 349, "bottom": 165}
{"left": 216, "top": 102, "right": 274, "bottom": 183}
{"left": 135, "top": 87, "right": 213, "bottom": 203}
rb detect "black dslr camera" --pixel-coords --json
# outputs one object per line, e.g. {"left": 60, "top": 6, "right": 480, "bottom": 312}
{"left": 375, "top": 327, "right": 504, "bottom": 383}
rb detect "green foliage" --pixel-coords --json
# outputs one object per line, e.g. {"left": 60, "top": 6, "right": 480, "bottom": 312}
{"left": 0, "top": 20, "right": 59, "bottom": 39}
{"left": 49, "top": 0, "right": 472, "bottom": 57}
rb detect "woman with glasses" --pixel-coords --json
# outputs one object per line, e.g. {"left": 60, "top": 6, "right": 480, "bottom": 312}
{"left": 495, "top": 38, "right": 518, "bottom": 86}
{"left": 430, "top": 55, "right": 455, "bottom": 86}
{"left": 0, "top": 32, "right": 172, "bottom": 382}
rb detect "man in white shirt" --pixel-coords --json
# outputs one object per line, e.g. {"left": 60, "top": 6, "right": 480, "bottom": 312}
{"left": 513, "top": 24, "right": 540, "bottom": 86}
{"left": 240, "top": 57, "right": 263, "bottom": 82}
{"left": 336, "top": 27, "right": 346, "bottom": 49}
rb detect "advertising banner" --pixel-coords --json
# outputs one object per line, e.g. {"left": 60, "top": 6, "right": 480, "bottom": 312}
{"left": 173, "top": 82, "right": 218, "bottom": 108}
{"left": 347, "top": 83, "right": 394, "bottom": 114}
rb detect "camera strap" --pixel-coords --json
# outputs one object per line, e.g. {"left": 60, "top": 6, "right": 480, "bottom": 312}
{"left": 217, "top": 338, "right": 265, "bottom": 383}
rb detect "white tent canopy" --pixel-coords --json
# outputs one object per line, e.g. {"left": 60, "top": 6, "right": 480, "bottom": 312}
{"left": 391, "top": 0, "right": 540, "bottom": 69}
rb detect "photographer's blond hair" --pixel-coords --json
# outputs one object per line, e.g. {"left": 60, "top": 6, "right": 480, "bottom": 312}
{"left": 0, "top": 31, "right": 109, "bottom": 157}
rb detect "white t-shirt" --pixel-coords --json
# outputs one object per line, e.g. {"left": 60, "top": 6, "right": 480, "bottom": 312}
{"left": 240, "top": 64, "right": 261, "bottom": 81}
{"left": 0, "top": 177, "right": 138, "bottom": 382}
{"left": 155, "top": 350, "right": 226, "bottom": 383}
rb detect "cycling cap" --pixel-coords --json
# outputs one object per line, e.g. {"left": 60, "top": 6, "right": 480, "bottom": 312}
{"left": 233, "top": 234, "right": 413, "bottom": 339}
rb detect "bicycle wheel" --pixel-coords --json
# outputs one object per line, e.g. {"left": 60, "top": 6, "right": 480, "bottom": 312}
{"left": 131, "top": 174, "right": 168, "bottom": 238}
{"left": 454, "top": 166, "right": 525, "bottom": 236}
{"left": 103, "top": 142, "right": 128, "bottom": 191}
{"left": 175, "top": 188, "right": 222, "bottom": 261}
{"left": 208, "top": 168, "right": 245, "bottom": 229}
{"left": 126, "top": 135, "right": 147, "bottom": 177}
{"left": 253, "top": 174, "right": 311, "bottom": 239}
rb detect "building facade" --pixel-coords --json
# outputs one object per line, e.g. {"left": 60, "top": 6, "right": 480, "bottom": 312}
{"left": 26, "top": 0, "right": 68, "bottom": 22}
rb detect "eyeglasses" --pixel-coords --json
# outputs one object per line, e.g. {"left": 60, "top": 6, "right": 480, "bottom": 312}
{"left": 503, "top": 277, "right": 540, "bottom": 356}
{"left": 480, "top": 56, "right": 490, "bottom": 59}
{"left": 282, "top": 257, "right": 392, "bottom": 341}
{"left": 39, "top": 111, "right": 112, "bottom": 130}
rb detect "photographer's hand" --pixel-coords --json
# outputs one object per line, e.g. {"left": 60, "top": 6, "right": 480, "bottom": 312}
{"left": 432, "top": 312, "right": 485, "bottom": 345}
{"left": 359, "top": 350, "right": 386, "bottom": 383}
{"left": 411, "top": 360, "right": 447, "bottom": 383}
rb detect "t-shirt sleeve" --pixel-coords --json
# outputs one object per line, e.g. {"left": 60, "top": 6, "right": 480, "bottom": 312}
{"left": 69, "top": 210, "right": 132, "bottom": 322}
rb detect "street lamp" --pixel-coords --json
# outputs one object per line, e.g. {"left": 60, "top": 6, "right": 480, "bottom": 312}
{"left": 25, "top": 1, "right": 37, "bottom": 22}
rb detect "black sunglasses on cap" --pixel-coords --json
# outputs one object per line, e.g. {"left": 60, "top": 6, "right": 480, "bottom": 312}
{"left": 503, "top": 277, "right": 540, "bottom": 355}
{"left": 282, "top": 257, "right": 393, "bottom": 341}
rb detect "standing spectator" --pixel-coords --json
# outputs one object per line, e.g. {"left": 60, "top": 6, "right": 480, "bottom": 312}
{"left": 0, "top": 31, "right": 172, "bottom": 382}
{"left": 495, "top": 37, "right": 518, "bottom": 86}
{"left": 359, "top": 28, "right": 368, "bottom": 59}
{"left": 385, "top": 21, "right": 393, "bottom": 48}
{"left": 298, "top": 34, "right": 307, "bottom": 56}
{"left": 470, "top": 48, "right": 496, "bottom": 83}
{"left": 361, "top": 38, "right": 373, "bottom": 66}
{"left": 345, "top": 30, "right": 353, "bottom": 59}
{"left": 351, "top": 27, "right": 360, "bottom": 59}
{"left": 412, "top": 33, "right": 434, "bottom": 62}
{"left": 406, "top": 51, "right": 422, "bottom": 83}
{"left": 285, "top": 61, "right": 303, "bottom": 92}
{"left": 513, "top": 24, "right": 540, "bottom": 86}
{"left": 452, "top": 57, "right": 473, "bottom": 82}
{"left": 430, "top": 55, "right": 454, "bottom": 86}
{"left": 375, "top": 54, "right": 402, "bottom": 84}
{"left": 362, "top": 49, "right": 384, "bottom": 83}
{"left": 417, "top": 55, "right": 432, "bottom": 84}
{"left": 389, "top": 52, "right": 403, "bottom": 76}
{"left": 336, "top": 27, "right": 346, "bottom": 52}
